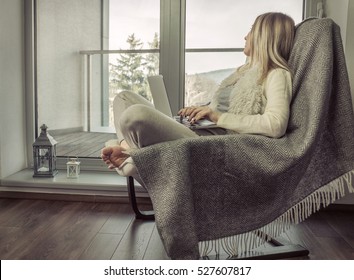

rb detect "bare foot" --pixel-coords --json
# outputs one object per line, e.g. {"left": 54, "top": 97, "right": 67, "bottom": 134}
{"left": 101, "top": 145, "right": 129, "bottom": 169}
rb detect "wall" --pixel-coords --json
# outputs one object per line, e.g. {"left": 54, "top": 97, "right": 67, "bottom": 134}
{"left": 345, "top": 0, "right": 354, "bottom": 110}
{"left": 0, "top": 0, "right": 27, "bottom": 179}
{"left": 325, "top": 0, "right": 354, "bottom": 204}
{"left": 37, "top": 0, "right": 101, "bottom": 131}
{"left": 326, "top": 0, "right": 354, "bottom": 108}
{"left": 325, "top": 0, "right": 349, "bottom": 48}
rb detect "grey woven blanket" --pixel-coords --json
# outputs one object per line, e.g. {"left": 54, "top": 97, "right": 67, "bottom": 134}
{"left": 130, "top": 18, "right": 354, "bottom": 259}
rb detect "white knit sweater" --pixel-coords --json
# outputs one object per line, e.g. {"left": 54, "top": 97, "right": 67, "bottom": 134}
{"left": 211, "top": 67, "right": 292, "bottom": 138}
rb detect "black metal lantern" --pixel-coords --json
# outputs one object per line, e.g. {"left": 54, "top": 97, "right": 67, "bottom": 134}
{"left": 33, "top": 124, "right": 58, "bottom": 177}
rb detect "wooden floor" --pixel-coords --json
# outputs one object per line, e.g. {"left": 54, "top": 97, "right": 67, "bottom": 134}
{"left": 54, "top": 132, "right": 116, "bottom": 158}
{"left": 0, "top": 198, "right": 353, "bottom": 260}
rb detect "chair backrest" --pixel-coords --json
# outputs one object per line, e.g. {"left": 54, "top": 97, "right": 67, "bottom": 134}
{"left": 286, "top": 18, "right": 350, "bottom": 137}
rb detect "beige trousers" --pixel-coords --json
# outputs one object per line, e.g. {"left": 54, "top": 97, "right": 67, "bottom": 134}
{"left": 113, "top": 91, "right": 226, "bottom": 184}
{"left": 114, "top": 91, "right": 199, "bottom": 149}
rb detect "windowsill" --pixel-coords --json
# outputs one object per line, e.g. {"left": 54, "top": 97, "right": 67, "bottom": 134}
{"left": 0, "top": 168, "right": 148, "bottom": 201}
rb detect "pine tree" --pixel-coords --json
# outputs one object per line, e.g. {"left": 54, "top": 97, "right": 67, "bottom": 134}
{"left": 145, "top": 32, "right": 160, "bottom": 77}
{"left": 109, "top": 33, "right": 150, "bottom": 100}
{"left": 109, "top": 33, "right": 161, "bottom": 102}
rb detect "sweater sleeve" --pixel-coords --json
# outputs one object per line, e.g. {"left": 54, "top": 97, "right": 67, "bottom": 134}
{"left": 217, "top": 69, "right": 292, "bottom": 138}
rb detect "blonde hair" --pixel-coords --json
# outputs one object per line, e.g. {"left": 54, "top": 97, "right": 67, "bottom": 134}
{"left": 248, "top": 12, "right": 295, "bottom": 82}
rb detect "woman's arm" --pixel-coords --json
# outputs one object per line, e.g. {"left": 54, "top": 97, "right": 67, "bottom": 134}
{"left": 217, "top": 69, "right": 292, "bottom": 138}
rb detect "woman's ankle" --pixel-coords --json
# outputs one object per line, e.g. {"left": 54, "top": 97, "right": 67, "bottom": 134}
{"left": 120, "top": 140, "right": 130, "bottom": 150}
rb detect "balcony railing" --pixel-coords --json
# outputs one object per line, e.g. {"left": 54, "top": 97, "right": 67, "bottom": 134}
{"left": 79, "top": 49, "right": 160, "bottom": 133}
{"left": 79, "top": 47, "right": 243, "bottom": 134}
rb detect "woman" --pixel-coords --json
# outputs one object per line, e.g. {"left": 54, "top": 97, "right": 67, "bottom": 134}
{"left": 101, "top": 12, "right": 295, "bottom": 179}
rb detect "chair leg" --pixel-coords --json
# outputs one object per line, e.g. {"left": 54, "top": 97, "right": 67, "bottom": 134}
{"left": 127, "top": 176, "right": 155, "bottom": 220}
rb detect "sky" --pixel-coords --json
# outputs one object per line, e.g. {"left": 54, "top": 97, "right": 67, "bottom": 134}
{"left": 109, "top": 0, "right": 303, "bottom": 74}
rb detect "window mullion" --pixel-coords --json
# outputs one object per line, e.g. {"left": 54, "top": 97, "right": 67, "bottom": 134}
{"left": 25, "top": 0, "right": 37, "bottom": 168}
{"left": 160, "top": 0, "right": 186, "bottom": 114}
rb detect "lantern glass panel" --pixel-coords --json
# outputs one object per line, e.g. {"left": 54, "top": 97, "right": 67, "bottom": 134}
{"left": 38, "top": 148, "right": 50, "bottom": 172}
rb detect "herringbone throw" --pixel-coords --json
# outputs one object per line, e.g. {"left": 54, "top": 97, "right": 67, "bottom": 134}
{"left": 131, "top": 18, "right": 354, "bottom": 259}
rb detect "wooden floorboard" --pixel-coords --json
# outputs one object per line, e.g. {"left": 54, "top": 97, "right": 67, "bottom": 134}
{"left": 79, "top": 233, "right": 123, "bottom": 260}
{"left": 111, "top": 219, "right": 155, "bottom": 260}
{"left": 320, "top": 210, "right": 354, "bottom": 248}
{"left": 278, "top": 211, "right": 354, "bottom": 260}
{"left": 0, "top": 198, "right": 353, "bottom": 260}
{"left": 54, "top": 132, "right": 116, "bottom": 158}
{"left": 144, "top": 225, "right": 170, "bottom": 260}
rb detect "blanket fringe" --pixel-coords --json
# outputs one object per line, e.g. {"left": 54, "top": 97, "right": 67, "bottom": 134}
{"left": 198, "top": 170, "right": 354, "bottom": 258}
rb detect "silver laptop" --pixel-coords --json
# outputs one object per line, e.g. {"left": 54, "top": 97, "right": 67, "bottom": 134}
{"left": 147, "top": 75, "right": 173, "bottom": 117}
{"left": 147, "top": 75, "right": 218, "bottom": 129}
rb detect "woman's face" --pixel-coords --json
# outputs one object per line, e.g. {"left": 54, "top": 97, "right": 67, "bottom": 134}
{"left": 243, "top": 31, "right": 251, "bottom": 56}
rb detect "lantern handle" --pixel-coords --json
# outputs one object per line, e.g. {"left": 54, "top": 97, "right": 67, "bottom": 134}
{"left": 67, "top": 156, "right": 79, "bottom": 162}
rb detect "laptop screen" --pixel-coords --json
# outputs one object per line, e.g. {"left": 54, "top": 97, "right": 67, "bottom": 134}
{"left": 147, "top": 75, "right": 173, "bottom": 118}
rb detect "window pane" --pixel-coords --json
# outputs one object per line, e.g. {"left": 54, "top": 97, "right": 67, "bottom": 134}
{"left": 185, "top": 0, "right": 303, "bottom": 106}
{"left": 107, "top": 52, "right": 159, "bottom": 127}
{"left": 36, "top": 0, "right": 102, "bottom": 155}
{"left": 107, "top": 0, "right": 160, "bottom": 126}
{"left": 107, "top": 0, "right": 160, "bottom": 129}
{"left": 36, "top": 0, "right": 160, "bottom": 159}
{"left": 186, "top": 0, "right": 303, "bottom": 48}
{"left": 109, "top": 0, "right": 160, "bottom": 49}
{"left": 185, "top": 52, "right": 245, "bottom": 106}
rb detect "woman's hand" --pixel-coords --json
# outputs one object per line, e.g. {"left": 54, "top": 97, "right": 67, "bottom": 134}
{"left": 178, "top": 106, "right": 221, "bottom": 124}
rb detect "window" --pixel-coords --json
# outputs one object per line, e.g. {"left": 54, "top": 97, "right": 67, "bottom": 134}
{"left": 32, "top": 0, "right": 303, "bottom": 170}
{"left": 36, "top": 0, "right": 104, "bottom": 163}
{"left": 35, "top": 0, "right": 160, "bottom": 166}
